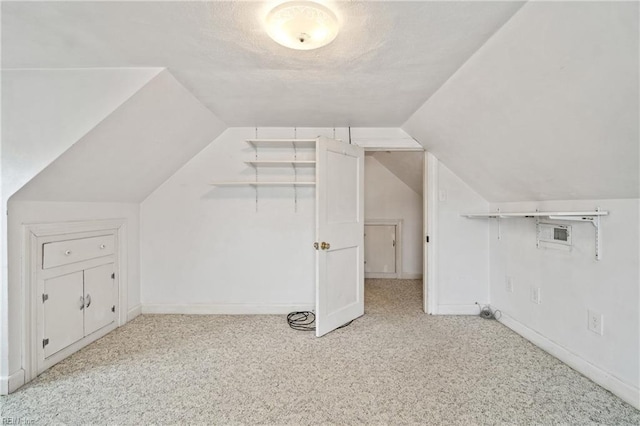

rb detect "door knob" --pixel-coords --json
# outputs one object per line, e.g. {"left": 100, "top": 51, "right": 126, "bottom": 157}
{"left": 321, "top": 242, "right": 330, "bottom": 250}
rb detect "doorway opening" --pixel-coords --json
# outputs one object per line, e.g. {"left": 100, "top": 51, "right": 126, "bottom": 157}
{"left": 363, "top": 150, "right": 427, "bottom": 314}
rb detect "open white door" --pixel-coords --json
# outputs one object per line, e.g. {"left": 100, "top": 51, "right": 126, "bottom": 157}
{"left": 315, "top": 136, "right": 365, "bottom": 337}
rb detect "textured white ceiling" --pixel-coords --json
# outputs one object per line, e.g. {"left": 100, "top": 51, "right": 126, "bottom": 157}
{"left": 2, "top": 1, "right": 524, "bottom": 127}
{"left": 404, "top": 1, "right": 639, "bottom": 201}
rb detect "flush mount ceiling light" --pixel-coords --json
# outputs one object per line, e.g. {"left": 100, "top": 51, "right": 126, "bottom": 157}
{"left": 266, "top": 1, "right": 339, "bottom": 50}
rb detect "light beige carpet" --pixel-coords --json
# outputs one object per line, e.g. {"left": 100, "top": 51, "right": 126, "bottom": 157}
{"left": 2, "top": 279, "right": 638, "bottom": 425}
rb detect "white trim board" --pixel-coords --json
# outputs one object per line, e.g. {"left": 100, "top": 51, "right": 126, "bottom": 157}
{"left": 0, "top": 369, "right": 25, "bottom": 395}
{"left": 498, "top": 312, "right": 639, "bottom": 410}
{"left": 128, "top": 305, "right": 142, "bottom": 321}
{"left": 435, "top": 304, "right": 481, "bottom": 315}
{"left": 425, "top": 152, "right": 438, "bottom": 314}
{"left": 401, "top": 273, "right": 423, "bottom": 280}
{"left": 142, "top": 304, "right": 315, "bottom": 315}
{"left": 366, "top": 273, "right": 423, "bottom": 279}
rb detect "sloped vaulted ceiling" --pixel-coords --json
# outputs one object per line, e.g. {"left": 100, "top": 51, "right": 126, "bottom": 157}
{"left": 12, "top": 70, "right": 227, "bottom": 202}
{"left": 4, "top": 1, "right": 638, "bottom": 203}
{"left": 2, "top": 1, "right": 524, "bottom": 127}
{"left": 403, "top": 1, "right": 639, "bottom": 202}
{"left": 1, "top": 68, "right": 162, "bottom": 200}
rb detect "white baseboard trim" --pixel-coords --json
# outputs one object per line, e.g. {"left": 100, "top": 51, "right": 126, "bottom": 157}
{"left": 0, "top": 369, "right": 25, "bottom": 395}
{"left": 127, "top": 304, "right": 142, "bottom": 321}
{"left": 365, "top": 273, "right": 399, "bottom": 279}
{"left": 141, "top": 303, "right": 315, "bottom": 315}
{"left": 498, "top": 312, "right": 639, "bottom": 410}
{"left": 365, "top": 273, "right": 423, "bottom": 280}
{"left": 401, "top": 273, "right": 423, "bottom": 280}
{"left": 436, "top": 304, "right": 481, "bottom": 315}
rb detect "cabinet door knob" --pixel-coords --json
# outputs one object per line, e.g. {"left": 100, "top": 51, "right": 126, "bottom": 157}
{"left": 79, "top": 296, "right": 85, "bottom": 310}
{"left": 85, "top": 294, "right": 91, "bottom": 309}
{"left": 99, "top": 244, "right": 106, "bottom": 249}
{"left": 65, "top": 250, "right": 72, "bottom": 256}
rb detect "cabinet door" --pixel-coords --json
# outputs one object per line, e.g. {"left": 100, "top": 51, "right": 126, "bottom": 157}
{"left": 364, "top": 225, "right": 396, "bottom": 274}
{"left": 84, "top": 263, "right": 116, "bottom": 336}
{"left": 44, "top": 272, "right": 85, "bottom": 358}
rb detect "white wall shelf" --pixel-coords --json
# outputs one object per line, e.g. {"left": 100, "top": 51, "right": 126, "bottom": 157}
{"left": 462, "top": 211, "right": 608, "bottom": 219}
{"left": 245, "top": 161, "right": 316, "bottom": 168}
{"left": 462, "top": 209, "right": 608, "bottom": 260}
{"left": 246, "top": 139, "right": 316, "bottom": 149}
{"left": 211, "top": 137, "right": 320, "bottom": 211}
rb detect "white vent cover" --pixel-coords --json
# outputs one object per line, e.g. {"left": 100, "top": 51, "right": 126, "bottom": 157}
{"left": 537, "top": 222, "right": 572, "bottom": 251}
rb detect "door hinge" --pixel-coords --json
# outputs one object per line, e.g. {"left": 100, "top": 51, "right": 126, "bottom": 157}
{"left": 426, "top": 236, "right": 430, "bottom": 243}
{"left": 42, "top": 293, "right": 49, "bottom": 303}
{"left": 111, "top": 273, "right": 115, "bottom": 279}
{"left": 111, "top": 305, "right": 115, "bottom": 313}
{"left": 42, "top": 338, "right": 49, "bottom": 348}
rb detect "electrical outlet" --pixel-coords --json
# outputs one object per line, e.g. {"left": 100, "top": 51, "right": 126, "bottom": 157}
{"left": 530, "top": 287, "right": 541, "bottom": 304}
{"left": 505, "top": 276, "right": 514, "bottom": 293}
{"left": 588, "top": 310, "right": 604, "bottom": 335}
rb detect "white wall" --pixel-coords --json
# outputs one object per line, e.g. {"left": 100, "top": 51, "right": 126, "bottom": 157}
{"left": 141, "top": 127, "right": 431, "bottom": 312}
{"left": 432, "top": 161, "right": 490, "bottom": 314}
{"left": 140, "top": 130, "right": 491, "bottom": 315}
{"left": 489, "top": 198, "right": 639, "bottom": 408}
{"left": 141, "top": 127, "right": 347, "bottom": 313}
{"left": 364, "top": 156, "right": 423, "bottom": 277}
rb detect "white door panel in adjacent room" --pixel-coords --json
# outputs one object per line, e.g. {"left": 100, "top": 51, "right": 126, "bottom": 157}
{"left": 364, "top": 225, "right": 396, "bottom": 274}
{"left": 43, "top": 271, "right": 85, "bottom": 358}
{"left": 316, "top": 136, "right": 365, "bottom": 337}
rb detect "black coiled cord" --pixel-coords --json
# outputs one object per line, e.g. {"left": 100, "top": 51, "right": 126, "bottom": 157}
{"left": 287, "top": 311, "right": 354, "bottom": 331}
{"left": 287, "top": 311, "right": 316, "bottom": 331}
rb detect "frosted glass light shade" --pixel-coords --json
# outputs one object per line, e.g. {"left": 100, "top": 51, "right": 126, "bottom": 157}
{"left": 266, "top": 1, "right": 339, "bottom": 50}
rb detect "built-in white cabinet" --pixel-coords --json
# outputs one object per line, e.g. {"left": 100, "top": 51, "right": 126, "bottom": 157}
{"left": 37, "top": 231, "right": 119, "bottom": 374}
{"left": 42, "top": 264, "right": 115, "bottom": 358}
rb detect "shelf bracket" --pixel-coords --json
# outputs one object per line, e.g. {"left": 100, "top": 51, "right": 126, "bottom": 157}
{"left": 546, "top": 207, "right": 602, "bottom": 260}
{"left": 292, "top": 137, "right": 298, "bottom": 212}
{"left": 255, "top": 128, "right": 259, "bottom": 212}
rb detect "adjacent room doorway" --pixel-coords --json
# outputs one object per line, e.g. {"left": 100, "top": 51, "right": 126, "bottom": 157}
{"left": 363, "top": 150, "right": 427, "bottom": 311}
